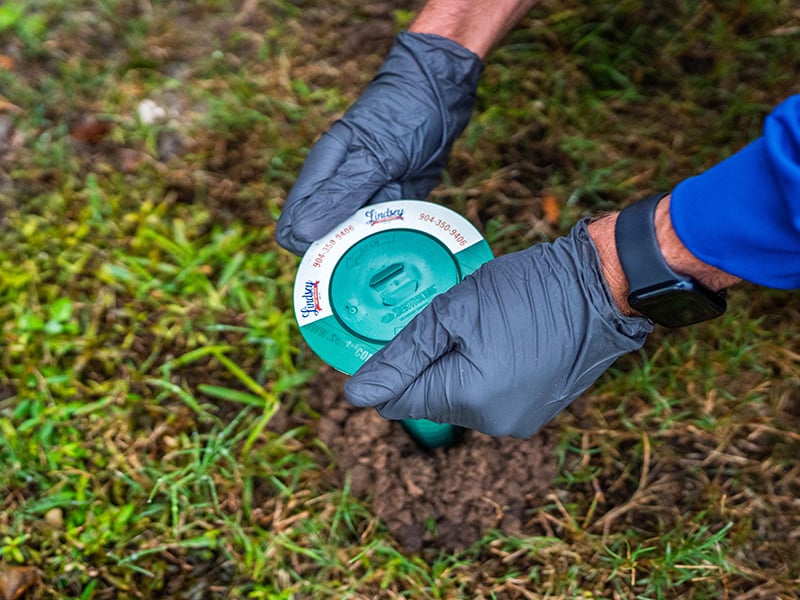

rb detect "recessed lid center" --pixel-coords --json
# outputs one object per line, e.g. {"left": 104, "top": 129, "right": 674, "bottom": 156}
{"left": 330, "top": 229, "right": 460, "bottom": 343}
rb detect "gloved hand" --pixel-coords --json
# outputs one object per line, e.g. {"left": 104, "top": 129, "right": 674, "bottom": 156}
{"left": 276, "top": 31, "right": 483, "bottom": 255}
{"left": 344, "top": 220, "right": 655, "bottom": 438}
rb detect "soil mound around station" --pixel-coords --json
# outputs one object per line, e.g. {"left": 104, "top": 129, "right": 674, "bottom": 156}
{"left": 290, "top": 368, "right": 560, "bottom": 552}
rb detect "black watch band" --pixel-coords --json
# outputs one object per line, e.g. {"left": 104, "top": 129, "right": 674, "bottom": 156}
{"left": 615, "top": 193, "right": 682, "bottom": 289}
{"left": 615, "top": 193, "right": 727, "bottom": 328}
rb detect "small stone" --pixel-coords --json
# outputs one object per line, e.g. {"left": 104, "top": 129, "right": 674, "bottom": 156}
{"left": 44, "top": 508, "right": 63, "bottom": 529}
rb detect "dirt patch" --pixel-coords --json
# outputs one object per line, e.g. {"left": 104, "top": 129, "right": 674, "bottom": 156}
{"left": 277, "top": 366, "right": 559, "bottom": 553}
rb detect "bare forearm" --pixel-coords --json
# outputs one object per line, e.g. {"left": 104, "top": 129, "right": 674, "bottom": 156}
{"left": 588, "top": 195, "right": 741, "bottom": 317}
{"left": 409, "top": 0, "right": 537, "bottom": 58}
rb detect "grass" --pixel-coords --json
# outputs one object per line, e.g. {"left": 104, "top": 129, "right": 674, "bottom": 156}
{"left": 1, "top": 0, "right": 799, "bottom": 598}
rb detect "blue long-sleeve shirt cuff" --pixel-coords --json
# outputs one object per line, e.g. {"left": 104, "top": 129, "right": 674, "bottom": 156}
{"left": 670, "top": 94, "right": 800, "bottom": 289}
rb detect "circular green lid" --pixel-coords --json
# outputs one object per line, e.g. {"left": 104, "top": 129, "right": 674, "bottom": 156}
{"left": 330, "top": 230, "right": 460, "bottom": 344}
{"left": 294, "top": 200, "right": 494, "bottom": 449}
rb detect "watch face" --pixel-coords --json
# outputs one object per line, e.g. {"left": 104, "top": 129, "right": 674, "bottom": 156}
{"left": 628, "top": 280, "right": 727, "bottom": 328}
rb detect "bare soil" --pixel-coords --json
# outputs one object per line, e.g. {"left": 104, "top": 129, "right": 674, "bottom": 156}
{"left": 272, "top": 367, "right": 559, "bottom": 552}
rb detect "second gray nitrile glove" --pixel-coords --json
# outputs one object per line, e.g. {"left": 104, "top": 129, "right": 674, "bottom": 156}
{"left": 344, "top": 220, "right": 655, "bottom": 438}
{"left": 276, "top": 31, "right": 483, "bottom": 255}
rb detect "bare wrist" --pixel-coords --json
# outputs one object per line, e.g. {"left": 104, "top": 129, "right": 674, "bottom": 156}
{"left": 587, "top": 213, "right": 636, "bottom": 316}
{"left": 409, "top": 0, "right": 536, "bottom": 59}
{"left": 588, "top": 195, "right": 741, "bottom": 317}
{"left": 653, "top": 196, "right": 741, "bottom": 291}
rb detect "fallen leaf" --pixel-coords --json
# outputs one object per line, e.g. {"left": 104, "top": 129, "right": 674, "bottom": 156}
{"left": 0, "top": 566, "right": 39, "bottom": 600}
{"left": 542, "top": 194, "right": 561, "bottom": 226}
{"left": 0, "top": 55, "right": 13, "bottom": 71}
{"left": 69, "top": 120, "right": 114, "bottom": 144}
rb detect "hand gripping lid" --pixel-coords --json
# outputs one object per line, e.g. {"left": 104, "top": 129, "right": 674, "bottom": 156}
{"left": 293, "top": 200, "right": 494, "bottom": 448}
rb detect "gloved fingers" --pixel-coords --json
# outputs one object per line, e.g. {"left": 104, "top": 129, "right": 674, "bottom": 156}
{"left": 276, "top": 122, "right": 392, "bottom": 255}
{"left": 276, "top": 123, "right": 351, "bottom": 254}
{"left": 398, "top": 164, "right": 443, "bottom": 202}
{"left": 366, "top": 181, "right": 404, "bottom": 206}
{"left": 275, "top": 167, "right": 446, "bottom": 258}
{"left": 276, "top": 31, "right": 483, "bottom": 257}
{"left": 366, "top": 170, "right": 441, "bottom": 206}
{"left": 365, "top": 345, "right": 535, "bottom": 438}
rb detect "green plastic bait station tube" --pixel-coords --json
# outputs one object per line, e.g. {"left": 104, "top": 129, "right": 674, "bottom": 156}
{"left": 293, "top": 200, "right": 494, "bottom": 449}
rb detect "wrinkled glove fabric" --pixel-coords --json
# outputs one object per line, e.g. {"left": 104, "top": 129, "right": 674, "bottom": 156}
{"left": 345, "top": 221, "right": 654, "bottom": 438}
{"left": 276, "top": 32, "right": 483, "bottom": 255}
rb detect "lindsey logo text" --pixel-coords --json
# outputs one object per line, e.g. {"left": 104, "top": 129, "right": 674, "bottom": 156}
{"left": 300, "top": 280, "right": 322, "bottom": 317}
{"left": 364, "top": 207, "right": 404, "bottom": 226}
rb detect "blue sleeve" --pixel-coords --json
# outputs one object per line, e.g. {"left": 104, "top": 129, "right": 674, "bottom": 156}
{"left": 670, "top": 94, "right": 800, "bottom": 290}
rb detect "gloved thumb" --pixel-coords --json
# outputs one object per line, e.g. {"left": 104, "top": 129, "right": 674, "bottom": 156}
{"left": 343, "top": 273, "right": 499, "bottom": 428}
{"left": 344, "top": 290, "right": 461, "bottom": 413}
{"left": 345, "top": 279, "right": 508, "bottom": 434}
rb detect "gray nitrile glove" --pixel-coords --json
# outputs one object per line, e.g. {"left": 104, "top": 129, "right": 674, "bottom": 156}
{"left": 276, "top": 31, "right": 483, "bottom": 255}
{"left": 344, "top": 220, "right": 655, "bottom": 438}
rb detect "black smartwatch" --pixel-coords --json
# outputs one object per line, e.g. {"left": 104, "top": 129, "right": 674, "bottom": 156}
{"left": 614, "top": 193, "right": 727, "bottom": 328}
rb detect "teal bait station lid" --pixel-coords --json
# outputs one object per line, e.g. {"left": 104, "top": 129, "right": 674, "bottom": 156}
{"left": 293, "top": 200, "right": 493, "bottom": 448}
